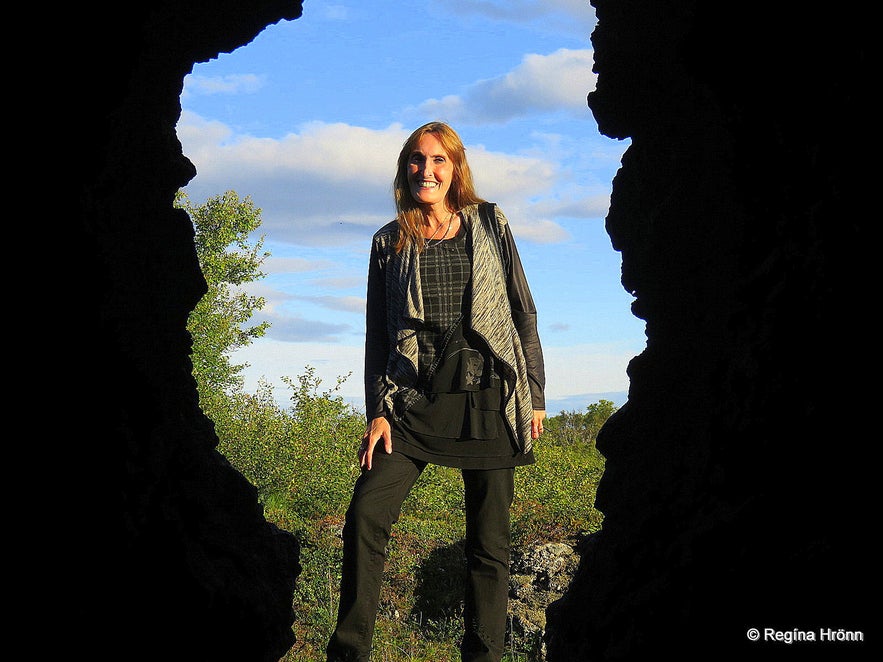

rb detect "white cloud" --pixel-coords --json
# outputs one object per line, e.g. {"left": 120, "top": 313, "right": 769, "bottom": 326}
{"left": 443, "top": 0, "right": 596, "bottom": 37}
{"left": 182, "top": 73, "right": 266, "bottom": 97}
{"left": 290, "top": 294, "right": 366, "bottom": 315}
{"left": 263, "top": 256, "right": 335, "bottom": 273}
{"left": 177, "top": 116, "right": 406, "bottom": 244}
{"left": 176, "top": 115, "right": 572, "bottom": 245}
{"left": 312, "top": 275, "right": 365, "bottom": 289}
{"left": 416, "top": 49, "right": 597, "bottom": 124}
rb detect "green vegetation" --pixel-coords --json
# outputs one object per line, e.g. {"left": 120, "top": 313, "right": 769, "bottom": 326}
{"left": 180, "top": 191, "right": 612, "bottom": 661}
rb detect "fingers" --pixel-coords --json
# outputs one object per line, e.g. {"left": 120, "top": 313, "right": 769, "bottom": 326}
{"left": 532, "top": 409, "right": 546, "bottom": 439}
{"left": 359, "top": 438, "right": 374, "bottom": 470}
{"left": 383, "top": 427, "right": 393, "bottom": 455}
{"left": 360, "top": 436, "right": 391, "bottom": 470}
{"left": 360, "top": 417, "right": 393, "bottom": 470}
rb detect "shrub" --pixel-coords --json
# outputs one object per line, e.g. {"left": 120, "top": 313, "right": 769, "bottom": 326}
{"left": 544, "top": 399, "right": 617, "bottom": 448}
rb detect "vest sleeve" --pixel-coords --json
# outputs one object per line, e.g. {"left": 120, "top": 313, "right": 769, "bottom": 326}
{"left": 364, "top": 238, "right": 390, "bottom": 421}
{"left": 499, "top": 216, "right": 547, "bottom": 410}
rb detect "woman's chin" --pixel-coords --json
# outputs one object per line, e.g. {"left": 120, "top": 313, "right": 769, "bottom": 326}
{"left": 410, "top": 189, "right": 446, "bottom": 207}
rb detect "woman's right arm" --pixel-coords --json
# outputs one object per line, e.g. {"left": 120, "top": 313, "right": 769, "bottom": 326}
{"left": 362, "top": 238, "right": 392, "bottom": 469}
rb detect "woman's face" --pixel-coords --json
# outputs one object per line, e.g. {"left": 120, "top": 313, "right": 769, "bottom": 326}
{"left": 407, "top": 133, "right": 455, "bottom": 210}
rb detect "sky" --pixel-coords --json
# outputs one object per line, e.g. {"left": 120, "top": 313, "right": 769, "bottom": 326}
{"left": 176, "top": 0, "right": 645, "bottom": 415}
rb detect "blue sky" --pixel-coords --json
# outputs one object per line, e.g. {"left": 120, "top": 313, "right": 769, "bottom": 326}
{"left": 176, "top": 0, "right": 645, "bottom": 414}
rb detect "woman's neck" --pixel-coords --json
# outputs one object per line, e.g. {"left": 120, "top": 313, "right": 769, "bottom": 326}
{"left": 420, "top": 205, "right": 458, "bottom": 240}
{"left": 422, "top": 203, "right": 453, "bottom": 228}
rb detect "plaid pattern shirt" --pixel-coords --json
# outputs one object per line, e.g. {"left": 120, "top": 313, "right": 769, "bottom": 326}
{"left": 416, "top": 230, "right": 470, "bottom": 381}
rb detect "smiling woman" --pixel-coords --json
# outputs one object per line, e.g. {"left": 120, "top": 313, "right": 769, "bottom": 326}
{"left": 326, "top": 121, "right": 547, "bottom": 662}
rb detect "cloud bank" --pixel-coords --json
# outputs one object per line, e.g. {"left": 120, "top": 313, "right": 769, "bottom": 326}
{"left": 415, "top": 49, "right": 597, "bottom": 124}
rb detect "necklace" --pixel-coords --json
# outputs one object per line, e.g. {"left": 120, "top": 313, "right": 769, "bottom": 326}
{"left": 424, "top": 211, "right": 455, "bottom": 249}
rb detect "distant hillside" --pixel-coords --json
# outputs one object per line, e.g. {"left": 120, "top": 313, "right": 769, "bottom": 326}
{"left": 546, "top": 391, "right": 628, "bottom": 413}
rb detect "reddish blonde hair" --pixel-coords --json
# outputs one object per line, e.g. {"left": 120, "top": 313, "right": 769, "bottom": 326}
{"left": 393, "top": 122, "right": 484, "bottom": 252}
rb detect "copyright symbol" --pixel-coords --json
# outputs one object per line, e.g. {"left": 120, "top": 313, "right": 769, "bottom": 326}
{"left": 746, "top": 628, "right": 760, "bottom": 641}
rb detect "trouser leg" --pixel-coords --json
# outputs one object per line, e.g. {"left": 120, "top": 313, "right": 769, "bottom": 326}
{"left": 460, "top": 467, "right": 515, "bottom": 662}
{"left": 327, "top": 451, "right": 425, "bottom": 662}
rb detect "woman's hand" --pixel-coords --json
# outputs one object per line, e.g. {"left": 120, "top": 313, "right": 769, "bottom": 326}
{"left": 531, "top": 410, "right": 546, "bottom": 439}
{"left": 360, "top": 416, "right": 393, "bottom": 470}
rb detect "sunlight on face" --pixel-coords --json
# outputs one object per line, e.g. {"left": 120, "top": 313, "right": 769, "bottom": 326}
{"left": 407, "top": 133, "right": 454, "bottom": 212}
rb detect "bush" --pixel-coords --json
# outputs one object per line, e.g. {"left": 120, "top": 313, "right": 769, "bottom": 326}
{"left": 513, "top": 439, "right": 605, "bottom": 544}
{"left": 277, "top": 369, "right": 363, "bottom": 526}
{"left": 212, "top": 367, "right": 362, "bottom": 519}
{"left": 543, "top": 399, "right": 617, "bottom": 448}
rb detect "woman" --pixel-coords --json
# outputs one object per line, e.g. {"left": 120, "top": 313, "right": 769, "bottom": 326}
{"left": 326, "top": 122, "right": 546, "bottom": 662}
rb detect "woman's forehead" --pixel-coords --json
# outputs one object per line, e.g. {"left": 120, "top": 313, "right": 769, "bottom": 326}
{"left": 412, "top": 133, "right": 447, "bottom": 154}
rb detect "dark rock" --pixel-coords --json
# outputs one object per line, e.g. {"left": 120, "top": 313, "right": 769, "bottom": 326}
{"left": 545, "top": 2, "right": 873, "bottom": 660}
{"left": 66, "top": 3, "right": 304, "bottom": 661}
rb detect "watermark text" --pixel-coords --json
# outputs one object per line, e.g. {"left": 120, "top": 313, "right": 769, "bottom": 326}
{"left": 746, "top": 627, "right": 864, "bottom": 645}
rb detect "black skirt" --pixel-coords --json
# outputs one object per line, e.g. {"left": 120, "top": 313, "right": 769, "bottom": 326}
{"left": 392, "top": 324, "right": 535, "bottom": 470}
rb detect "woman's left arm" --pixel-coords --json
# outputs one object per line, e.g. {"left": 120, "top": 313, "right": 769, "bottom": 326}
{"left": 498, "top": 208, "right": 546, "bottom": 414}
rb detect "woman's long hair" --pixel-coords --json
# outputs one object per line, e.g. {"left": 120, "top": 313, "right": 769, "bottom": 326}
{"left": 393, "top": 122, "right": 485, "bottom": 253}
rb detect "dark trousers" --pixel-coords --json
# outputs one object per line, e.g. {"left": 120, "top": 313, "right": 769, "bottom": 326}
{"left": 326, "top": 451, "right": 515, "bottom": 662}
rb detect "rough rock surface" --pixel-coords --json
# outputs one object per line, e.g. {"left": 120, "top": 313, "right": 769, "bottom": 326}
{"left": 510, "top": 540, "right": 581, "bottom": 658}
{"left": 67, "top": 3, "right": 305, "bottom": 661}
{"left": 545, "top": 2, "right": 873, "bottom": 661}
